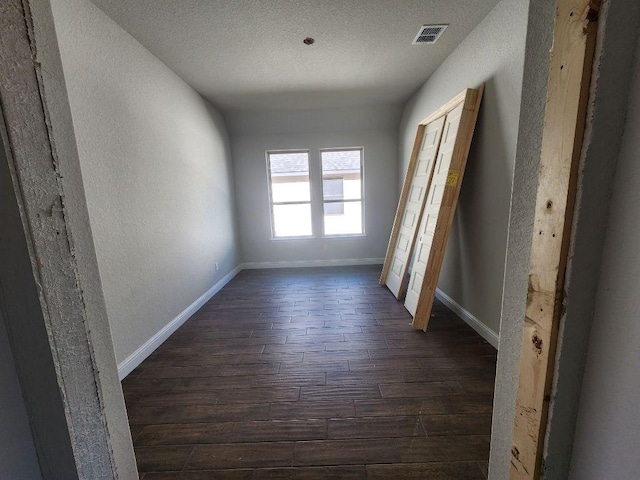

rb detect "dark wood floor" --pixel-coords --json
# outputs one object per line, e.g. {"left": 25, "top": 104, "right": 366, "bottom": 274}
{"left": 122, "top": 265, "right": 496, "bottom": 479}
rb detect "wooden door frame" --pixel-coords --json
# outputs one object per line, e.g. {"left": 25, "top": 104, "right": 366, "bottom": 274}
{"left": 508, "top": 0, "right": 600, "bottom": 476}
{"left": 491, "top": 0, "right": 640, "bottom": 479}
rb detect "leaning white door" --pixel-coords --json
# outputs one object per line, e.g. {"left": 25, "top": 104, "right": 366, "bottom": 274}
{"left": 384, "top": 117, "right": 445, "bottom": 299}
{"left": 404, "top": 104, "right": 463, "bottom": 315}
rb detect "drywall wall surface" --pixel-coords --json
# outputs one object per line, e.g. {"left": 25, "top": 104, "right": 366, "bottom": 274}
{"left": 488, "top": 0, "right": 554, "bottom": 477}
{"left": 2, "top": 1, "right": 130, "bottom": 475}
{"left": 227, "top": 104, "right": 403, "bottom": 136}
{"left": 231, "top": 106, "right": 399, "bottom": 264}
{"left": 30, "top": 0, "right": 141, "bottom": 475}
{"left": 398, "top": 0, "right": 528, "bottom": 337}
{"left": 0, "top": 97, "right": 41, "bottom": 480}
{"left": 50, "top": 0, "right": 240, "bottom": 364}
{"left": 489, "top": 1, "right": 640, "bottom": 477}
{"left": 3, "top": 0, "right": 141, "bottom": 475}
{"left": 0, "top": 120, "right": 76, "bottom": 478}
{"left": 0, "top": 314, "right": 42, "bottom": 479}
{"left": 541, "top": 1, "right": 640, "bottom": 478}
{"left": 568, "top": 28, "right": 640, "bottom": 480}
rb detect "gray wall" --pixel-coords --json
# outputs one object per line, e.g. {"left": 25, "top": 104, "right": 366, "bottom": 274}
{"left": 569, "top": 33, "right": 640, "bottom": 480}
{"left": 229, "top": 105, "right": 401, "bottom": 264}
{"left": 0, "top": 297, "right": 41, "bottom": 480}
{"left": 0, "top": 108, "right": 41, "bottom": 480}
{"left": 398, "top": 0, "right": 528, "bottom": 337}
{"left": 50, "top": 0, "right": 240, "bottom": 364}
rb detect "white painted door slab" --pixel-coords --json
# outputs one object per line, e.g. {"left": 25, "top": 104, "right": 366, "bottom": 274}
{"left": 385, "top": 116, "right": 445, "bottom": 299}
{"left": 404, "top": 103, "right": 463, "bottom": 315}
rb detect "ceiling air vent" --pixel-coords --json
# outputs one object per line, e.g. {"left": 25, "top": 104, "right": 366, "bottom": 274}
{"left": 412, "top": 24, "right": 448, "bottom": 45}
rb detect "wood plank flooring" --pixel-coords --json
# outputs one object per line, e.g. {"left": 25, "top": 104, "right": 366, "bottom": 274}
{"left": 122, "top": 265, "right": 496, "bottom": 479}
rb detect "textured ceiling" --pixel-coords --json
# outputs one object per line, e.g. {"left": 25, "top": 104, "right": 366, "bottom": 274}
{"left": 91, "top": 0, "right": 500, "bottom": 112}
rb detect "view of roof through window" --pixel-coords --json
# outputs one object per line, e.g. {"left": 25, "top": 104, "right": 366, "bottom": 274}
{"left": 269, "top": 152, "right": 309, "bottom": 176}
{"left": 270, "top": 151, "right": 360, "bottom": 176}
{"left": 321, "top": 150, "right": 361, "bottom": 176}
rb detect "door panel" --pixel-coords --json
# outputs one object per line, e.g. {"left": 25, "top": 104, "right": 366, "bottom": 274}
{"left": 383, "top": 116, "right": 446, "bottom": 299}
{"left": 404, "top": 103, "right": 463, "bottom": 315}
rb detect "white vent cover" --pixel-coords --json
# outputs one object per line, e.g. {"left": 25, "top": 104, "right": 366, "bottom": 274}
{"left": 412, "top": 24, "right": 448, "bottom": 45}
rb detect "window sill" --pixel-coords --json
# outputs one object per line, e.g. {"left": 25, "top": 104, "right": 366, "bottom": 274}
{"left": 271, "top": 236, "right": 316, "bottom": 241}
{"left": 323, "top": 233, "right": 367, "bottom": 239}
{"left": 269, "top": 234, "right": 367, "bottom": 241}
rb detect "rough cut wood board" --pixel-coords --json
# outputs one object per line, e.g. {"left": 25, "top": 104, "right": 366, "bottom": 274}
{"left": 380, "top": 89, "right": 472, "bottom": 298}
{"left": 409, "top": 86, "right": 484, "bottom": 331}
{"left": 510, "top": 1, "right": 600, "bottom": 479}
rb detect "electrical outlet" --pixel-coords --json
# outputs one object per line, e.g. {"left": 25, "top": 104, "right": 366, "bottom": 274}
{"left": 215, "top": 262, "right": 219, "bottom": 271}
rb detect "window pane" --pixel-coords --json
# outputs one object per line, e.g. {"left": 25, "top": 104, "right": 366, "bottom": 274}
{"left": 273, "top": 203, "right": 312, "bottom": 237}
{"left": 271, "top": 180, "right": 310, "bottom": 203}
{"left": 269, "top": 152, "right": 310, "bottom": 202}
{"left": 323, "top": 177, "right": 344, "bottom": 202}
{"left": 323, "top": 201, "right": 362, "bottom": 235}
{"left": 324, "top": 201, "right": 344, "bottom": 215}
{"left": 321, "top": 150, "right": 362, "bottom": 201}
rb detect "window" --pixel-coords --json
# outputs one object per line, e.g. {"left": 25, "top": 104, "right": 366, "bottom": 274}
{"left": 267, "top": 151, "right": 312, "bottom": 238}
{"left": 322, "top": 177, "right": 344, "bottom": 215}
{"left": 266, "top": 147, "right": 364, "bottom": 238}
{"left": 321, "top": 149, "right": 363, "bottom": 236}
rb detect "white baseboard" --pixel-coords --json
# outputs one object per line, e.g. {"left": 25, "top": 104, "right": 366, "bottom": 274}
{"left": 117, "top": 262, "right": 497, "bottom": 379}
{"left": 435, "top": 287, "right": 499, "bottom": 349}
{"left": 241, "top": 258, "right": 384, "bottom": 269}
{"left": 118, "top": 259, "right": 384, "bottom": 378}
{"left": 117, "top": 265, "right": 242, "bottom": 379}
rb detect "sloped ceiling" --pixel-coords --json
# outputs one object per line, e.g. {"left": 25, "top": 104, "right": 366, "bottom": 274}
{"left": 91, "top": 0, "right": 500, "bottom": 112}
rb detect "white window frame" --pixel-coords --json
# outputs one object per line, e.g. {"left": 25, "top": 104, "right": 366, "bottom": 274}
{"left": 320, "top": 147, "right": 365, "bottom": 237}
{"left": 266, "top": 149, "right": 313, "bottom": 239}
{"left": 265, "top": 147, "right": 365, "bottom": 240}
